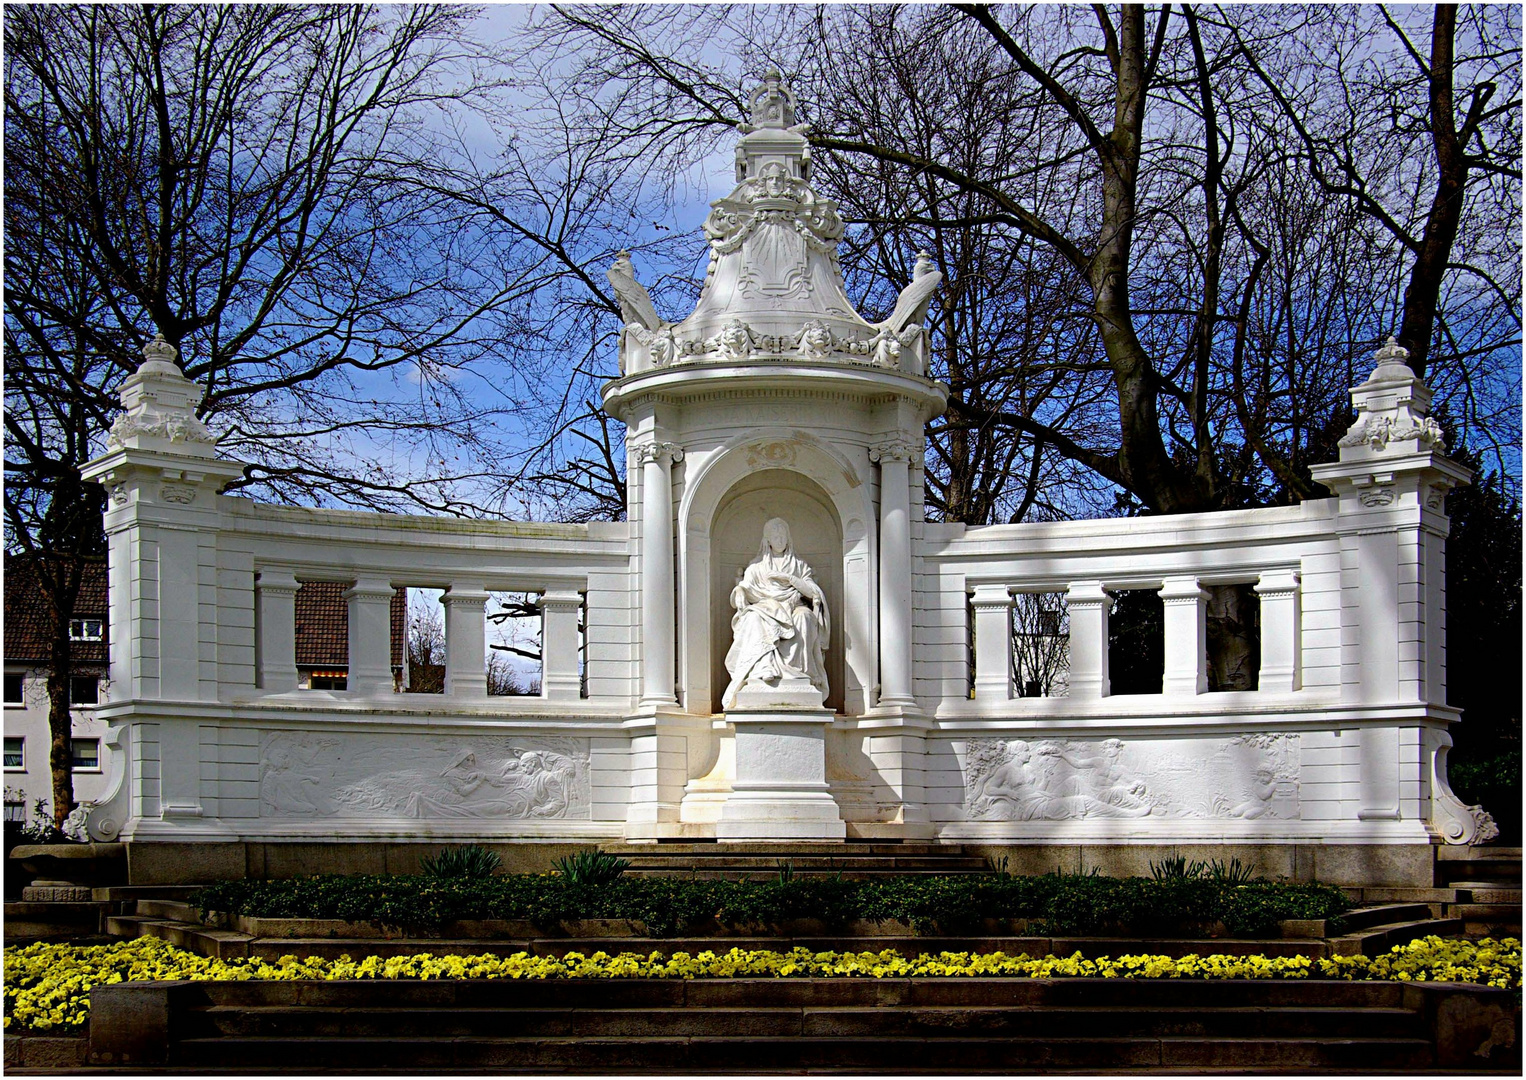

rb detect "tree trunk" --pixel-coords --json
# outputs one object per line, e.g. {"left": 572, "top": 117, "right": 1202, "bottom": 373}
{"left": 1396, "top": 5, "right": 1473, "bottom": 378}
{"left": 46, "top": 624, "right": 77, "bottom": 831}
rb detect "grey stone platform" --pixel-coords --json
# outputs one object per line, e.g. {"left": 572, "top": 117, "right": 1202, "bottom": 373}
{"left": 81, "top": 975, "right": 1520, "bottom": 1073}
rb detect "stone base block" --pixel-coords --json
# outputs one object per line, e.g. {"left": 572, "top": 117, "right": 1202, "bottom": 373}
{"left": 718, "top": 705, "right": 845, "bottom": 842}
{"left": 22, "top": 885, "right": 93, "bottom": 902}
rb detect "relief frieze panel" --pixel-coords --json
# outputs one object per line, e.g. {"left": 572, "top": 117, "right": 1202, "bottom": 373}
{"left": 260, "top": 731, "right": 591, "bottom": 820}
{"left": 963, "top": 734, "right": 1299, "bottom": 821}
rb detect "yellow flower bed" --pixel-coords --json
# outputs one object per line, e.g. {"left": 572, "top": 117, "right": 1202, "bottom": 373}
{"left": 4, "top": 934, "right": 1517, "bottom": 1034}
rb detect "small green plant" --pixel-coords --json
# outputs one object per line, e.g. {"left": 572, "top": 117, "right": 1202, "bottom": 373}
{"left": 775, "top": 859, "right": 795, "bottom": 884}
{"left": 987, "top": 854, "right": 1011, "bottom": 876}
{"left": 1150, "top": 855, "right": 1209, "bottom": 880}
{"left": 419, "top": 844, "right": 502, "bottom": 879}
{"left": 1206, "top": 857, "right": 1257, "bottom": 885}
{"left": 552, "top": 848, "right": 630, "bottom": 886}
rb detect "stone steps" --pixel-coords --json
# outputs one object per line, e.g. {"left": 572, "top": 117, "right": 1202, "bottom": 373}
{"left": 194, "top": 1002, "right": 1423, "bottom": 1040}
{"left": 89, "top": 977, "right": 1521, "bottom": 1072}
{"left": 1330, "top": 917, "right": 1467, "bottom": 957}
{"left": 605, "top": 841, "right": 991, "bottom": 879}
{"left": 108, "top": 911, "right": 1363, "bottom": 961}
{"left": 165, "top": 1033, "right": 1437, "bottom": 1072}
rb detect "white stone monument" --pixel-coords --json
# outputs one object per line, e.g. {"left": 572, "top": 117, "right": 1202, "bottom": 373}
{"left": 73, "top": 72, "right": 1492, "bottom": 884}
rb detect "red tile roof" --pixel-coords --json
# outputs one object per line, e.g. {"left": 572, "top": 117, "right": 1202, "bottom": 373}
{"left": 293, "top": 581, "right": 405, "bottom": 669}
{"left": 5, "top": 559, "right": 404, "bottom": 672}
{"left": 3, "top": 556, "right": 108, "bottom": 666}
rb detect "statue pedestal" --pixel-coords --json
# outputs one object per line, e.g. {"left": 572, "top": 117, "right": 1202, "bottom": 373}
{"left": 716, "top": 679, "right": 844, "bottom": 841}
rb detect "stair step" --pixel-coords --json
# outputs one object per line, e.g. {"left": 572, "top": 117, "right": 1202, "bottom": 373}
{"left": 616, "top": 860, "right": 988, "bottom": 866}
{"left": 1330, "top": 918, "right": 1466, "bottom": 957}
{"left": 1339, "top": 903, "right": 1435, "bottom": 931}
{"left": 190, "top": 977, "right": 1413, "bottom": 1009}
{"left": 603, "top": 843, "right": 964, "bottom": 855}
{"left": 168, "top": 1034, "right": 1437, "bottom": 1071}
{"left": 135, "top": 898, "right": 201, "bottom": 921}
{"left": 93, "top": 885, "right": 201, "bottom": 902}
{"left": 191, "top": 1002, "right": 1421, "bottom": 1040}
{"left": 622, "top": 868, "right": 987, "bottom": 880}
{"left": 1435, "top": 846, "right": 1520, "bottom": 868}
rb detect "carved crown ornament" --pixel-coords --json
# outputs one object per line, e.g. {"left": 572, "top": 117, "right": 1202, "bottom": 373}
{"left": 1335, "top": 338, "right": 1447, "bottom": 454}
{"left": 105, "top": 334, "right": 217, "bottom": 452}
{"left": 605, "top": 72, "right": 944, "bottom": 379}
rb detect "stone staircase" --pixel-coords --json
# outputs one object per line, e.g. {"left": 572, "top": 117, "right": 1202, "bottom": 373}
{"left": 1436, "top": 846, "right": 1522, "bottom": 937}
{"left": 87, "top": 975, "right": 1520, "bottom": 1072}
{"left": 601, "top": 841, "right": 990, "bottom": 879}
{"left": 1341, "top": 847, "right": 1521, "bottom": 938}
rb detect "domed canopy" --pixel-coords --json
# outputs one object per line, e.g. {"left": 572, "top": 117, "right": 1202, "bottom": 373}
{"left": 607, "top": 71, "right": 941, "bottom": 376}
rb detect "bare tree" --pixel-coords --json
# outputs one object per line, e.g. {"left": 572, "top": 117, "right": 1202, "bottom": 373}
{"left": 523, "top": 3, "right": 1519, "bottom": 516}
{"left": 4, "top": 5, "right": 542, "bottom": 821}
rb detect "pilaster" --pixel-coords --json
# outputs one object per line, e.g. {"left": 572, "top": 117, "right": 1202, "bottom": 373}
{"left": 1159, "top": 575, "right": 1209, "bottom": 696}
{"left": 442, "top": 585, "right": 490, "bottom": 699}
{"left": 539, "top": 588, "right": 584, "bottom": 701}
{"left": 343, "top": 577, "right": 396, "bottom": 697}
{"left": 1065, "top": 580, "right": 1110, "bottom": 699}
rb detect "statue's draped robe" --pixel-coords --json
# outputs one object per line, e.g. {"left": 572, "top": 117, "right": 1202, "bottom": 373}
{"left": 722, "top": 547, "right": 829, "bottom": 708}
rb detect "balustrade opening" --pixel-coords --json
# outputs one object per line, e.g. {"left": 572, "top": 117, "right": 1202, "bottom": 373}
{"left": 487, "top": 591, "right": 543, "bottom": 695}
{"left": 1206, "top": 583, "right": 1261, "bottom": 692}
{"left": 1012, "top": 592, "right": 1070, "bottom": 697}
{"left": 403, "top": 588, "right": 446, "bottom": 693}
{"left": 1107, "top": 588, "right": 1164, "bottom": 695}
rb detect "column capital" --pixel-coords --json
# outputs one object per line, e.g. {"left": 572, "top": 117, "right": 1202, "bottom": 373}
{"left": 635, "top": 441, "right": 684, "bottom": 466}
{"left": 968, "top": 583, "right": 1013, "bottom": 610}
{"left": 343, "top": 576, "right": 396, "bottom": 601}
{"left": 443, "top": 584, "right": 491, "bottom": 610}
{"left": 869, "top": 439, "right": 915, "bottom": 464}
{"left": 1254, "top": 568, "right": 1301, "bottom": 597}
{"left": 255, "top": 569, "right": 301, "bottom": 596}
{"left": 1065, "top": 580, "right": 1109, "bottom": 608}
{"left": 1158, "top": 575, "right": 1209, "bottom": 605}
{"left": 538, "top": 589, "right": 584, "bottom": 612}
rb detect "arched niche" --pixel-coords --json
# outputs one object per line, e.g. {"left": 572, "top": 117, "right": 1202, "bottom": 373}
{"left": 679, "top": 433, "right": 874, "bottom": 717}
{"left": 710, "top": 471, "right": 843, "bottom": 714}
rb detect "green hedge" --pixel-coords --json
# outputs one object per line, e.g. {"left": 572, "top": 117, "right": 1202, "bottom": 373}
{"left": 191, "top": 872, "right": 1349, "bottom": 939}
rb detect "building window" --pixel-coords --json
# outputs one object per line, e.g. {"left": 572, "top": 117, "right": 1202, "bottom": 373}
{"left": 4, "top": 737, "right": 23, "bottom": 770}
{"left": 69, "top": 618, "right": 104, "bottom": 642}
{"left": 3, "top": 799, "right": 24, "bottom": 823}
{"left": 70, "top": 677, "right": 99, "bottom": 705}
{"left": 306, "top": 671, "right": 347, "bottom": 691}
{"left": 70, "top": 738, "right": 100, "bottom": 771}
{"left": 3, "top": 674, "right": 23, "bottom": 704}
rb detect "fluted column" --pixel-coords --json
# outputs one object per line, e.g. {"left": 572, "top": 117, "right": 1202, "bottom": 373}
{"left": 638, "top": 441, "right": 682, "bottom": 707}
{"left": 870, "top": 440, "right": 916, "bottom": 708}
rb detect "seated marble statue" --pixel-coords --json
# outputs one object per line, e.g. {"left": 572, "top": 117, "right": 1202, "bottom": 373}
{"left": 722, "top": 517, "right": 830, "bottom": 708}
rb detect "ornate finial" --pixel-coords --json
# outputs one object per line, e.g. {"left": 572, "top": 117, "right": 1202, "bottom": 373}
{"left": 747, "top": 68, "right": 797, "bottom": 130}
{"left": 1334, "top": 332, "right": 1445, "bottom": 454}
{"left": 141, "top": 333, "right": 180, "bottom": 371}
{"left": 105, "top": 332, "right": 216, "bottom": 451}
{"left": 1373, "top": 336, "right": 1409, "bottom": 369}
